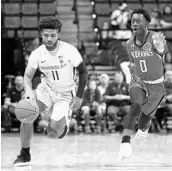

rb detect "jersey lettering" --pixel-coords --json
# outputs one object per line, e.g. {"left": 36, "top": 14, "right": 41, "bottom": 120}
{"left": 127, "top": 31, "right": 164, "bottom": 81}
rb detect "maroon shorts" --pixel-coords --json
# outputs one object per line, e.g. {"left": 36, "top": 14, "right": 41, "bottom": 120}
{"left": 129, "top": 75, "right": 165, "bottom": 116}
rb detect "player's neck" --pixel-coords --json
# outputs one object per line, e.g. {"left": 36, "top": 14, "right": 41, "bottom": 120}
{"left": 136, "top": 30, "right": 149, "bottom": 45}
{"left": 46, "top": 40, "right": 59, "bottom": 51}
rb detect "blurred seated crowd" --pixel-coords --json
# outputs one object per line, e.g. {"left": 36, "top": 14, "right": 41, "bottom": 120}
{"left": 101, "top": 3, "right": 172, "bottom": 40}
{"left": 1, "top": 69, "right": 172, "bottom": 134}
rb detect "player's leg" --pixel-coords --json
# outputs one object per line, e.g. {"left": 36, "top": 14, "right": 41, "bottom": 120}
{"left": 20, "top": 100, "right": 46, "bottom": 146}
{"left": 119, "top": 105, "right": 130, "bottom": 131}
{"left": 135, "top": 84, "right": 164, "bottom": 146}
{"left": 14, "top": 100, "right": 46, "bottom": 167}
{"left": 14, "top": 86, "right": 51, "bottom": 166}
{"left": 47, "top": 100, "right": 75, "bottom": 139}
{"left": 122, "top": 86, "right": 146, "bottom": 142}
{"left": 117, "top": 86, "right": 146, "bottom": 161}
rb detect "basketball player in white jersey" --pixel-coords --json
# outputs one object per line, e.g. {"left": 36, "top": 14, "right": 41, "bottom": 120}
{"left": 14, "top": 16, "right": 88, "bottom": 166}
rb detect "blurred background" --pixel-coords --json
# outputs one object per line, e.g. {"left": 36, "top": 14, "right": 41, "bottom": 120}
{"left": 1, "top": 0, "right": 172, "bottom": 135}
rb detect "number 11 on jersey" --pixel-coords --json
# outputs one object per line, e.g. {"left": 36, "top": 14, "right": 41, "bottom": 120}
{"left": 52, "top": 70, "right": 59, "bottom": 80}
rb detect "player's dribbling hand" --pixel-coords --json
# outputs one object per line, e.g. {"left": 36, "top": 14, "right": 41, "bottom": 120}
{"left": 70, "top": 96, "right": 82, "bottom": 110}
{"left": 152, "top": 32, "right": 166, "bottom": 52}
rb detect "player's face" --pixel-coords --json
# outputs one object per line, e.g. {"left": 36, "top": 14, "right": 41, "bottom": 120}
{"left": 131, "top": 14, "right": 148, "bottom": 36}
{"left": 41, "top": 29, "right": 60, "bottom": 50}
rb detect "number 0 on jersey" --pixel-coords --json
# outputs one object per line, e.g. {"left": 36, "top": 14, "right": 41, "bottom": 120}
{"left": 139, "top": 60, "right": 147, "bottom": 72}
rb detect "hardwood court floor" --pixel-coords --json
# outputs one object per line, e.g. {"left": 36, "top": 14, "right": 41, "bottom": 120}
{"left": 1, "top": 133, "right": 172, "bottom": 171}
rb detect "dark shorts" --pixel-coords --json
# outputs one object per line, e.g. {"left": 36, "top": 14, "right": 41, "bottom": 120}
{"left": 129, "top": 75, "right": 165, "bottom": 116}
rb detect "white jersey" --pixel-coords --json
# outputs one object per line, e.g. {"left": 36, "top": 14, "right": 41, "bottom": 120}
{"left": 28, "top": 41, "right": 83, "bottom": 92}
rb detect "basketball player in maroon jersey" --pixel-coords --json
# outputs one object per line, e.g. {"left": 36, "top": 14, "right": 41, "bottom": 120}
{"left": 117, "top": 8, "right": 167, "bottom": 160}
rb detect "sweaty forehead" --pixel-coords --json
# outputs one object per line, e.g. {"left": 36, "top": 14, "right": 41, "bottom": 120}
{"left": 132, "top": 13, "right": 145, "bottom": 20}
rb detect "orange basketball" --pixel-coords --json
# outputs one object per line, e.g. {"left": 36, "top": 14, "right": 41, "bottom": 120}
{"left": 15, "top": 99, "right": 39, "bottom": 123}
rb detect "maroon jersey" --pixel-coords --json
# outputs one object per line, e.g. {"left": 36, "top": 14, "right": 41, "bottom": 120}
{"left": 126, "top": 31, "right": 167, "bottom": 81}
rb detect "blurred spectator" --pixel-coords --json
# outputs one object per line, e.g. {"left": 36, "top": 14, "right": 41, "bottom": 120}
{"left": 97, "top": 73, "right": 109, "bottom": 110}
{"left": 162, "top": 5, "right": 172, "bottom": 23}
{"left": 97, "top": 74, "right": 110, "bottom": 101}
{"left": 156, "top": 70, "right": 172, "bottom": 131}
{"left": 101, "top": 22, "right": 110, "bottom": 39}
{"left": 149, "top": 8, "right": 172, "bottom": 29}
{"left": 104, "top": 71, "right": 130, "bottom": 132}
{"left": 164, "top": 43, "right": 172, "bottom": 71}
{"left": 1, "top": 76, "right": 24, "bottom": 132}
{"left": 164, "top": 70, "right": 172, "bottom": 112}
{"left": 81, "top": 80, "right": 102, "bottom": 133}
{"left": 97, "top": 74, "right": 110, "bottom": 132}
{"left": 165, "top": 52, "right": 172, "bottom": 64}
{"left": 110, "top": 3, "right": 129, "bottom": 29}
{"left": 110, "top": 3, "right": 132, "bottom": 39}
{"left": 24, "top": 38, "right": 40, "bottom": 66}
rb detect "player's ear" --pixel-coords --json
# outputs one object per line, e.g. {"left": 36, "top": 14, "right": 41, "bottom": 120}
{"left": 57, "top": 33, "right": 60, "bottom": 39}
{"left": 145, "top": 21, "right": 149, "bottom": 28}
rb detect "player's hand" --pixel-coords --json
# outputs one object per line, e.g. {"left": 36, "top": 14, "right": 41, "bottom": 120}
{"left": 152, "top": 32, "right": 166, "bottom": 52}
{"left": 70, "top": 96, "right": 82, "bottom": 110}
{"left": 22, "top": 90, "right": 35, "bottom": 101}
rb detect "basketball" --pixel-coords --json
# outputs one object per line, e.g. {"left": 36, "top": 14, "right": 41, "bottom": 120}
{"left": 15, "top": 99, "right": 39, "bottom": 123}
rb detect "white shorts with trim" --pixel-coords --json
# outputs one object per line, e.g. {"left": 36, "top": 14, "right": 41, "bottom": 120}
{"left": 36, "top": 83, "right": 75, "bottom": 122}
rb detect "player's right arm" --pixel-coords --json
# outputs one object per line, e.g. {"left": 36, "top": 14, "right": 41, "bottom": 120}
{"left": 126, "top": 40, "right": 136, "bottom": 75}
{"left": 23, "top": 51, "right": 39, "bottom": 100}
{"left": 24, "top": 67, "right": 36, "bottom": 93}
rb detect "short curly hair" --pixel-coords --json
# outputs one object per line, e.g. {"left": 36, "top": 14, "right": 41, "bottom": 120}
{"left": 38, "top": 16, "right": 62, "bottom": 32}
{"left": 130, "top": 8, "right": 151, "bottom": 23}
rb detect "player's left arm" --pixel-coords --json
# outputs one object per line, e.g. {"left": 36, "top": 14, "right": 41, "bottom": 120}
{"left": 69, "top": 46, "right": 88, "bottom": 110}
{"left": 152, "top": 32, "right": 168, "bottom": 56}
{"left": 76, "top": 62, "right": 88, "bottom": 98}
